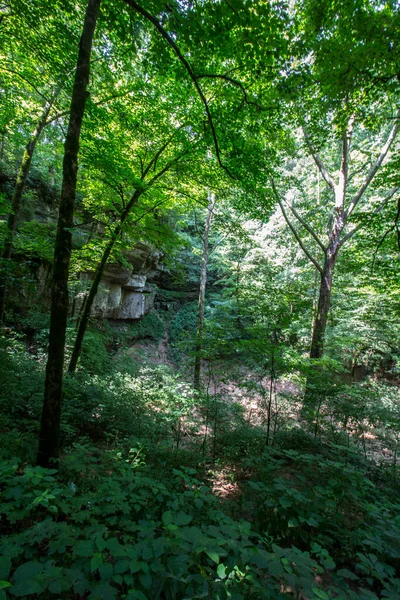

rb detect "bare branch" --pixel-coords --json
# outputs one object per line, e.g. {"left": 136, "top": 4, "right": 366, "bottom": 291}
{"left": 303, "top": 126, "right": 336, "bottom": 192}
{"left": 271, "top": 179, "right": 323, "bottom": 274}
{"left": 347, "top": 109, "right": 400, "bottom": 218}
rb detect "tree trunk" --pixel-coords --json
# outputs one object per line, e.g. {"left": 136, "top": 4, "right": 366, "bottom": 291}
{"left": 309, "top": 256, "right": 336, "bottom": 358}
{"left": 303, "top": 211, "right": 344, "bottom": 413}
{"left": 0, "top": 99, "right": 56, "bottom": 321}
{"left": 0, "top": 129, "right": 5, "bottom": 161}
{"left": 194, "top": 191, "right": 216, "bottom": 390}
{"left": 68, "top": 191, "right": 141, "bottom": 373}
{"left": 309, "top": 209, "right": 344, "bottom": 358}
{"left": 37, "top": 0, "right": 101, "bottom": 468}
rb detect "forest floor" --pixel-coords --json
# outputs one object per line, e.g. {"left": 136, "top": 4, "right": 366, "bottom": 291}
{"left": 121, "top": 331, "right": 399, "bottom": 471}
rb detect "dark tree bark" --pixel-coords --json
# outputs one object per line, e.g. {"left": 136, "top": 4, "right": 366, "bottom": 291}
{"left": 68, "top": 190, "right": 141, "bottom": 373}
{"left": 37, "top": 0, "right": 101, "bottom": 468}
{"left": 309, "top": 212, "right": 343, "bottom": 358}
{"left": 194, "top": 191, "right": 216, "bottom": 390}
{"left": 0, "top": 96, "right": 57, "bottom": 321}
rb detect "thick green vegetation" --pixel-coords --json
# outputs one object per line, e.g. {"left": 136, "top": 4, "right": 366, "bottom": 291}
{"left": 1, "top": 0, "right": 400, "bottom": 598}
{"left": 1, "top": 323, "right": 400, "bottom": 599}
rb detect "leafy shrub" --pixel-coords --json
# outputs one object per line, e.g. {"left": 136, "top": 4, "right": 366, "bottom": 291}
{"left": 127, "top": 312, "right": 165, "bottom": 342}
{"left": 0, "top": 456, "right": 354, "bottom": 600}
{"left": 79, "top": 330, "right": 111, "bottom": 374}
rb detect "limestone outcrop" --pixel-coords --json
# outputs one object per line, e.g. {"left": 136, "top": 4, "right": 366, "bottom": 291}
{"left": 73, "top": 244, "right": 163, "bottom": 320}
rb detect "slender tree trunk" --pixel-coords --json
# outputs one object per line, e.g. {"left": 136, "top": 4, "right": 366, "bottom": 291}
{"left": 194, "top": 191, "right": 216, "bottom": 390}
{"left": 266, "top": 343, "right": 275, "bottom": 447}
{"left": 37, "top": 0, "right": 101, "bottom": 468}
{"left": 0, "top": 129, "right": 5, "bottom": 161}
{"left": 0, "top": 97, "right": 57, "bottom": 321}
{"left": 68, "top": 190, "right": 141, "bottom": 372}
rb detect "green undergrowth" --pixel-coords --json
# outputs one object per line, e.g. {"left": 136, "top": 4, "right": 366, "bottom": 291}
{"left": 1, "top": 331, "right": 400, "bottom": 599}
{"left": 122, "top": 313, "right": 166, "bottom": 344}
{"left": 168, "top": 301, "right": 197, "bottom": 365}
{"left": 1, "top": 444, "right": 399, "bottom": 600}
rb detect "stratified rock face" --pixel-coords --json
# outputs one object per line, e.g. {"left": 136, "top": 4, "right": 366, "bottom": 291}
{"left": 77, "top": 266, "right": 157, "bottom": 320}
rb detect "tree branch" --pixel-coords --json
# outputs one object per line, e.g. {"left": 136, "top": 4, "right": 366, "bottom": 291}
{"left": 271, "top": 180, "right": 323, "bottom": 274}
{"left": 302, "top": 126, "right": 336, "bottom": 192}
{"left": 196, "top": 73, "right": 264, "bottom": 110}
{"left": 342, "top": 187, "right": 400, "bottom": 245}
{"left": 142, "top": 125, "right": 184, "bottom": 178}
{"left": 347, "top": 109, "right": 400, "bottom": 218}
{"left": 0, "top": 66, "right": 49, "bottom": 103}
{"left": 284, "top": 199, "right": 327, "bottom": 255}
{"left": 336, "top": 114, "right": 355, "bottom": 210}
{"left": 147, "top": 152, "right": 187, "bottom": 187}
{"left": 121, "top": 0, "right": 235, "bottom": 179}
{"left": 371, "top": 195, "right": 400, "bottom": 272}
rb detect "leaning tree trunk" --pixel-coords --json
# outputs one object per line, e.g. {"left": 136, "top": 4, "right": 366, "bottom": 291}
{"left": 0, "top": 97, "right": 57, "bottom": 321}
{"left": 37, "top": 0, "right": 101, "bottom": 468}
{"left": 68, "top": 190, "right": 141, "bottom": 373}
{"left": 194, "top": 191, "right": 216, "bottom": 390}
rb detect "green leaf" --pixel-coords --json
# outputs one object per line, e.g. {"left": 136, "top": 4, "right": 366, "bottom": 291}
{"left": 321, "top": 557, "right": 336, "bottom": 570}
{"left": 10, "top": 580, "right": 44, "bottom": 597}
{"left": 129, "top": 560, "right": 143, "bottom": 574}
{"left": 106, "top": 538, "right": 126, "bottom": 557}
{"left": 127, "top": 591, "right": 147, "bottom": 600}
{"left": 98, "top": 563, "right": 113, "bottom": 580}
{"left": 139, "top": 573, "right": 152, "bottom": 589}
{"left": 279, "top": 498, "right": 292, "bottom": 508}
{"left": 88, "top": 582, "right": 117, "bottom": 600}
{"left": 74, "top": 540, "right": 94, "bottom": 557}
{"left": 96, "top": 535, "right": 107, "bottom": 552}
{"left": 12, "top": 562, "right": 42, "bottom": 582}
{"left": 337, "top": 569, "right": 359, "bottom": 581}
{"left": 114, "top": 560, "right": 130, "bottom": 575}
{"left": 0, "top": 582, "right": 11, "bottom": 590}
{"left": 162, "top": 510, "right": 173, "bottom": 526}
{"left": 175, "top": 512, "right": 192, "bottom": 526}
{"left": 217, "top": 564, "right": 227, "bottom": 580}
{"left": 205, "top": 550, "right": 219, "bottom": 564}
{"left": 91, "top": 554, "right": 104, "bottom": 572}
{"left": 48, "top": 579, "right": 63, "bottom": 594}
{"left": 312, "top": 588, "right": 329, "bottom": 600}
